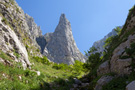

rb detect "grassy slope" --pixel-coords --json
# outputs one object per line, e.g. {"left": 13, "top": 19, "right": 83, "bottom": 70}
{"left": 0, "top": 50, "right": 86, "bottom": 90}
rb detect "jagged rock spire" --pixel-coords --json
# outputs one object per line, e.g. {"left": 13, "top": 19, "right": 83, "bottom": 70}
{"left": 43, "top": 14, "right": 86, "bottom": 64}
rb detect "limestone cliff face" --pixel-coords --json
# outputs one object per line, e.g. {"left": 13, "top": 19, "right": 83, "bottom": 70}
{"left": 0, "top": 0, "right": 42, "bottom": 69}
{"left": 43, "top": 14, "right": 86, "bottom": 64}
{"left": 25, "top": 14, "right": 42, "bottom": 39}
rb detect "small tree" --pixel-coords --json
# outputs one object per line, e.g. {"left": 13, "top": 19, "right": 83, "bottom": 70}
{"left": 114, "top": 27, "right": 121, "bottom": 35}
{"left": 84, "top": 52, "right": 101, "bottom": 71}
{"left": 88, "top": 47, "right": 97, "bottom": 53}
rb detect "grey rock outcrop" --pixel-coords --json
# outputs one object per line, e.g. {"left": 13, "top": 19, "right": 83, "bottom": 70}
{"left": 44, "top": 33, "right": 53, "bottom": 43}
{"left": 110, "top": 34, "right": 135, "bottom": 75}
{"left": 0, "top": 0, "right": 43, "bottom": 68}
{"left": 25, "top": 14, "right": 42, "bottom": 39}
{"left": 43, "top": 14, "right": 86, "bottom": 64}
{"left": 95, "top": 76, "right": 114, "bottom": 90}
{"left": 126, "top": 81, "right": 135, "bottom": 90}
{"left": 97, "top": 60, "right": 110, "bottom": 76}
{"left": 25, "top": 14, "right": 43, "bottom": 51}
{"left": 0, "top": 16, "right": 30, "bottom": 69}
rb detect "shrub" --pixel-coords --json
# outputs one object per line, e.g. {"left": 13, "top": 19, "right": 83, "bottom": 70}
{"left": 9, "top": 0, "right": 15, "bottom": 5}
{"left": 84, "top": 52, "right": 101, "bottom": 71}
{"left": 125, "top": 43, "right": 135, "bottom": 56}
{"left": 33, "top": 56, "right": 51, "bottom": 65}
{"left": 114, "top": 26, "right": 122, "bottom": 35}
{"left": 52, "top": 63, "right": 70, "bottom": 70}
{"left": 14, "top": 52, "right": 20, "bottom": 59}
{"left": 88, "top": 47, "right": 97, "bottom": 53}
{"left": 102, "top": 76, "right": 127, "bottom": 90}
{"left": 2, "top": 17, "right": 8, "bottom": 24}
{"left": 25, "top": 45, "right": 29, "bottom": 51}
{"left": 73, "top": 60, "right": 84, "bottom": 72}
{"left": 24, "top": 70, "right": 37, "bottom": 78}
{"left": 36, "top": 49, "right": 40, "bottom": 52}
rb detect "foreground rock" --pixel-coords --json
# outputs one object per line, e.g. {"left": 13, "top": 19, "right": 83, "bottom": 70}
{"left": 126, "top": 81, "right": 135, "bottom": 90}
{"left": 97, "top": 60, "right": 110, "bottom": 76}
{"left": 94, "top": 76, "right": 114, "bottom": 90}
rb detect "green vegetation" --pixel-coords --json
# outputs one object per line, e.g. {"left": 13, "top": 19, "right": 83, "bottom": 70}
{"left": 25, "top": 44, "right": 29, "bottom": 51}
{"left": 83, "top": 48, "right": 103, "bottom": 90}
{"left": 33, "top": 56, "right": 51, "bottom": 65}
{"left": 102, "top": 26, "right": 123, "bottom": 61}
{"left": 1, "top": 17, "right": 8, "bottom": 25}
{"left": 102, "top": 76, "right": 127, "bottom": 90}
{"left": 84, "top": 52, "right": 101, "bottom": 71}
{"left": 0, "top": 50, "right": 86, "bottom": 90}
{"left": 0, "top": 50, "right": 13, "bottom": 62}
{"left": 15, "top": 5, "right": 21, "bottom": 13}
{"left": 103, "top": 73, "right": 135, "bottom": 90}
{"left": 0, "top": 63, "right": 44, "bottom": 90}
{"left": 36, "top": 49, "right": 40, "bottom": 52}
{"left": 127, "top": 5, "right": 135, "bottom": 20}
{"left": 9, "top": 0, "right": 15, "bottom": 5}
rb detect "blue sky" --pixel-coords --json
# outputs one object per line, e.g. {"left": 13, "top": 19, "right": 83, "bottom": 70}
{"left": 16, "top": 0, "right": 135, "bottom": 54}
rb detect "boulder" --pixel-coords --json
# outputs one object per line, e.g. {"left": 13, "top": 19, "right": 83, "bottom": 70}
{"left": 73, "top": 84, "right": 78, "bottom": 88}
{"left": 81, "top": 83, "right": 89, "bottom": 87}
{"left": 97, "top": 60, "right": 110, "bottom": 76}
{"left": 36, "top": 71, "right": 41, "bottom": 76}
{"left": 126, "top": 81, "right": 135, "bottom": 90}
{"left": 94, "top": 76, "right": 114, "bottom": 90}
{"left": 0, "top": 58, "right": 5, "bottom": 64}
{"left": 73, "top": 78, "right": 82, "bottom": 85}
{"left": 111, "top": 58, "right": 132, "bottom": 75}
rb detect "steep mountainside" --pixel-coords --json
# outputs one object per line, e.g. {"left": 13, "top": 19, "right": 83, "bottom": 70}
{"left": 0, "top": 0, "right": 42, "bottom": 69}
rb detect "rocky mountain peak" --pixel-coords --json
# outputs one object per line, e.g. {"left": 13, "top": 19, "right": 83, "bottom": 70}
{"left": 59, "top": 13, "right": 69, "bottom": 24}
{"left": 43, "top": 14, "right": 86, "bottom": 64}
{"left": 55, "top": 14, "right": 71, "bottom": 32}
{"left": 60, "top": 13, "right": 66, "bottom": 19}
